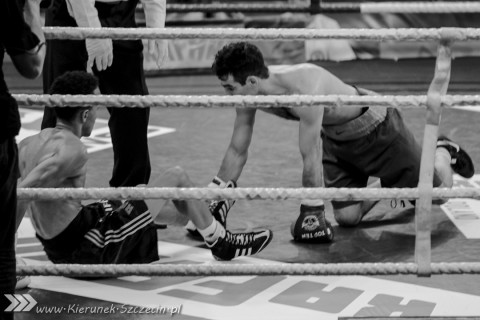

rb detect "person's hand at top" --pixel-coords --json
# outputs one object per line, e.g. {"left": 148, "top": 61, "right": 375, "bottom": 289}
{"left": 66, "top": 0, "right": 114, "bottom": 71}
{"left": 142, "top": 0, "right": 169, "bottom": 68}
{"left": 86, "top": 38, "right": 113, "bottom": 71}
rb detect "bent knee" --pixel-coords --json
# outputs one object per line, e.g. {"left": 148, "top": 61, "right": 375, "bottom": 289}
{"left": 333, "top": 204, "right": 363, "bottom": 227}
{"left": 165, "top": 166, "right": 192, "bottom": 187}
{"left": 165, "top": 166, "right": 185, "bottom": 177}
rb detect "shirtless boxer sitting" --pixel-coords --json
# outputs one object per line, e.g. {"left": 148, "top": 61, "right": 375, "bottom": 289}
{"left": 16, "top": 71, "right": 273, "bottom": 263}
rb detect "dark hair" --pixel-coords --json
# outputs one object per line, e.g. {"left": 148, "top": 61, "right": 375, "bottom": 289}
{"left": 49, "top": 71, "right": 98, "bottom": 122}
{"left": 212, "top": 42, "right": 269, "bottom": 85}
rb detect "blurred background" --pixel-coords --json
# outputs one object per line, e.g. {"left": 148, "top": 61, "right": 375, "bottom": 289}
{"left": 142, "top": 0, "right": 480, "bottom": 94}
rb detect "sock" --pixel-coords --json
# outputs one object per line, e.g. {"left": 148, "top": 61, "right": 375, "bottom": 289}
{"left": 435, "top": 146, "right": 454, "bottom": 188}
{"left": 198, "top": 220, "right": 225, "bottom": 244}
{"left": 436, "top": 146, "right": 452, "bottom": 164}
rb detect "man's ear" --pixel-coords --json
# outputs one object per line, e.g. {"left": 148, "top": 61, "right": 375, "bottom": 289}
{"left": 246, "top": 75, "right": 259, "bottom": 88}
{"left": 81, "top": 109, "right": 89, "bottom": 123}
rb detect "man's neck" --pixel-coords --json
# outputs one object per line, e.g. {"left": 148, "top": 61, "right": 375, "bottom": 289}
{"left": 55, "top": 121, "right": 81, "bottom": 138}
{"left": 258, "top": 74, "right": 289, "bottom": 95}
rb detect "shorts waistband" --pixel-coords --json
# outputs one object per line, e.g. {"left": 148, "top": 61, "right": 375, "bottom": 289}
{"left": 322, "top": 85, "right": 388, "bottom": 141}
{"left": 322, "top": 106, "right": 388, "bottom": 141}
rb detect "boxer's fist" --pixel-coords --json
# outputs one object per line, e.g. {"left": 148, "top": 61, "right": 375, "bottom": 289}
{"left": 291, "top": 205, "right": 334, "bottom": 243}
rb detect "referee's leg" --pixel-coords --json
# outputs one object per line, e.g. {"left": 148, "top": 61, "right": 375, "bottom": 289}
{"left": 97, "top": 41, "right": 151, "bottom": 187}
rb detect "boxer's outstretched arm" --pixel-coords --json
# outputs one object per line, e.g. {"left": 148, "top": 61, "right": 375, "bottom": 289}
{"left": 216, "top": 108, "right": 256, "bottom": 182}
{"left": 297, "top": 105, "right": 324, "bottom": 188}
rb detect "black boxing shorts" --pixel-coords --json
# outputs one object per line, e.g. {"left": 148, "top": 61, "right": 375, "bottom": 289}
{"left": 37, "top": 200, "right": 159, "bottom": 264}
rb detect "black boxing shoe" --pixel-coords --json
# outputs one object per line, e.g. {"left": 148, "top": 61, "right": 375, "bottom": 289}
{"left": 207, "top": 228, "right": 273, "bottom": 261}
{"left": 437, "top": 136, "right": 475, "bottom": 178}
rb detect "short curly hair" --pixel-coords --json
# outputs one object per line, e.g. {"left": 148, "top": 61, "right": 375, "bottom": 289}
{"left": 49, "top": 71, "right": 98, "bottom": 122}
{"left": 212, "top": 42, "right": 269, "bottom": 85}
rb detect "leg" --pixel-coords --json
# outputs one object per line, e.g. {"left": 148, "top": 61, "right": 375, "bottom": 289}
{"left": 333, "top": 200, "right": 379, "bottom": 228}
{"left": 322, "top": 135, "right": 370, "bottom": 228}
{"left": 0, "top": 139, "right": 18, "bottom": 320}
{"left": 334, "top": 179, "right": 382, "bottom": 226}
{"left": 147, "top": 166, "right": 214, "bottom": 230}
{"left": 148, "top": 167, "right": 273, "bottom": 261}
{"left": 432, "top": 136, "right": 475, "bottom": 204}
{"left": 41, "top": 2, "right": 87, "bottom": 129}
{"left": 373, "top": 110, "right": 469, "bottom": 203}
{"left": 95, "top": 42, "right": 151, "bottom": 187}
{"left": 434, "top": 146, "right": 454, "bottom": 188}
{"left": 436, "top": 135, "right": 475, "bottom": 185}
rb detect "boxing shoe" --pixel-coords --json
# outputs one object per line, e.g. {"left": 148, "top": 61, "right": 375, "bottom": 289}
{"left": 291, "top": 205, "right": 334, "bottom": 243}
{"left": 207, "top": 228, "right": 273, "bottom": 261}
{"left": 208, "top": 179, "right": 237, "bottom": 228}
{"left": 437, "top": 136, "right": 475, "bottom": 178}
{"left": 185, "top": 179, "right": 237, "bottom": 241}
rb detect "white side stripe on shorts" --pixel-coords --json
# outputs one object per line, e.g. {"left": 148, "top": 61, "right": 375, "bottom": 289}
{"left": 102, "top": 209, "right": 151, "bottom": 237}
{"left": 85, "top": 216, "right": 152, "bottom": 248}
{"left": 84, "top": 211, "right": 153, "bottom": 248}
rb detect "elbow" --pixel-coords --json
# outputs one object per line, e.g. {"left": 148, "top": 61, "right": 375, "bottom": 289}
{"left": 12, "top": 51, "right": 45, "bottom": 79}
{"left": 21, "top": 66, "right": 42, "bottom": 79}
{"left": 23, "top": 57, "right": 44, "bottom": 79}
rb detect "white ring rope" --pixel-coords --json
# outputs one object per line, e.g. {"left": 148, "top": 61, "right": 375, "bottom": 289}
{"left": 361, "top": 2, "right": 480, "bottom": 13}
{"left": 16, "top": 187, "right": 480, "bottom": 201}
{"left": 13, "top": 94, "right": 480, "bottom": 109}
{"left": 17, "top": 262, "right": 480, "bottom": 277}
{"left": 166, "top": 2, "right": 480, "bottom": 14}
{"left": 43, "top": 27, "right": 480, "bottom": 41}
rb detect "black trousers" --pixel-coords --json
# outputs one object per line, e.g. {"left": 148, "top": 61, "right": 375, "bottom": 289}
{"left": 41, "top": 0, "right": 151, "bottom": 187}
{"left": 0, "top": 138, "right": 17, "bottom": 320}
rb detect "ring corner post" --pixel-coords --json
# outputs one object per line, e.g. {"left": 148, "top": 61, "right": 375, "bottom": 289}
{"left": 415, "top": 41, "right": 452, "bottom": 277}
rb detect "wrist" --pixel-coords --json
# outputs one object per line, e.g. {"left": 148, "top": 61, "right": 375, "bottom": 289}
{"left": 300, "top": 204, "right": 325, "bottom": 213}
{"left": 301, "top": 199, "right": 324, "bottom": 207}
{"left": 208, "top": 176, "right": 227, "bottom": 188}
{"left": 208, "top": 176, "right": 237, "bottom": 188}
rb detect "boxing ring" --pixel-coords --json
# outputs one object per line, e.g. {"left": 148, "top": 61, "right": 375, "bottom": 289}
{"left": 10, "top": 1, "right": 480, "bottom": 319}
